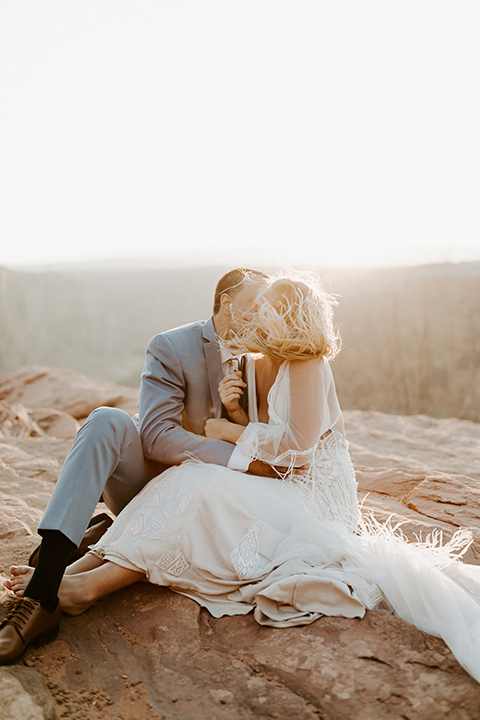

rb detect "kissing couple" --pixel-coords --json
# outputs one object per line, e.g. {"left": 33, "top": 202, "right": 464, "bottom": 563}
{"left": 2, "top": 267, "right": 480, "bottom": 684}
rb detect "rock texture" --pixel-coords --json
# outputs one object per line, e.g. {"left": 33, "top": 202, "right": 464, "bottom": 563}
{"left": 0, "top": 365, "right": 138, "bottom": 420}
{"left": 1, "top": 366, "right": 480, "bottom": 720}
{"left": 0, "top": 666, "right": 56, "bottom": 720}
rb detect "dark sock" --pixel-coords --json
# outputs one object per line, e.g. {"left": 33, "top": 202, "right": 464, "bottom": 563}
{"left": 24, "top": 530, "right": 76, "bottom": 612}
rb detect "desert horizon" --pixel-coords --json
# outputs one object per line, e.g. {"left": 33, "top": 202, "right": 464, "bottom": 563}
{"left": 2, "top": 260, "right": 479, "bottom": 423}
{"left": 4, "top": 255, "right": 480, "bottom": 273}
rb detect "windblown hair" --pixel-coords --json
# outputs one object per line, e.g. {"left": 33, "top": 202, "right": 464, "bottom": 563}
{"left": 213, "top": 268, "right": 268, "bottom": 315}
{"left": 225, "top": 272, "right": 341, "bottom": 362}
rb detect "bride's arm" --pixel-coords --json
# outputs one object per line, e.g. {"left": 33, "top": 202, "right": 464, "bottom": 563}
{"left": 205, "top": 418, "right": 244, "bottom": 443}
{"left": 205, "top": 418, "right": 294, "bottom": 477}
{"left": 236, "top": 357, "right": 341, "bottom": 468}
{"left": 206, "top": 358, "right": 336, "bottom": 474}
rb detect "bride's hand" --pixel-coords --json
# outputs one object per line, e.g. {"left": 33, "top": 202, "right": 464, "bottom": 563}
{"left": 218, "top": 371, "right": 246, "bottom": 415}
{"left": 205, "top": 418, "right": 244, "bottom": 443}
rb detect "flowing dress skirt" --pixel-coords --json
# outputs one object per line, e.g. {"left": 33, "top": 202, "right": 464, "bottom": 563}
{"left": 91, "top": 461, "right": 480, "bottom": 682}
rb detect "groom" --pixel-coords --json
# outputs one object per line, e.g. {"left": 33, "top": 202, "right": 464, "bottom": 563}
{"left": 0, "top": 267, "right": 269, "bottom": 664}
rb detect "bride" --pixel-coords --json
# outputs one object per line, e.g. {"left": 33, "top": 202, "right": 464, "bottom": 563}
{"left": 7, "top": 273, "right": 480, "bottom": 682}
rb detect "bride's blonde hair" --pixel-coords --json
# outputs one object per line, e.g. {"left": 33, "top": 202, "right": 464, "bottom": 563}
{"left": 226, "top": 271, "right": 341, "bottom": 362}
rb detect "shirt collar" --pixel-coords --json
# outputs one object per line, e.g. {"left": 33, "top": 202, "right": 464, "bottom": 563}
{"left": 217, "top": 339, "right": 237, "bottom": 365}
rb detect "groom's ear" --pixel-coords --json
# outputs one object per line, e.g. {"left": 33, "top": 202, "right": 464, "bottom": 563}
{"left": 219, "top": 293, "right": 233, "bottom": 316}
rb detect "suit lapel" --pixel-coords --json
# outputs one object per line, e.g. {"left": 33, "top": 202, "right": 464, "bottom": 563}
{"left": 203, "top": 318, "right": 223, "bottom": 418}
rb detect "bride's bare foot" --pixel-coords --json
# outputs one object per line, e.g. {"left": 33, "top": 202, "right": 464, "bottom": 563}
{"left": 3, "top": 564, "right": 94, "bottom": 615}
{"left": 4, "top": 565, "right": 33, "bottom": 596}
{"left": 54, "top": 574, "right": 96, "bottom": 616}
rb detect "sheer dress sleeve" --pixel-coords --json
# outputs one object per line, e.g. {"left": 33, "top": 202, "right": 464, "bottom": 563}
{"left": 236, "top": 357, "right": 344, "bottom": 469}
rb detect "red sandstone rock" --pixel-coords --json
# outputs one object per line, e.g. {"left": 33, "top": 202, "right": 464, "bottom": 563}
{"left": 0, "top": 365, "right": 138, "bottom": 419}
{"left": 1, "top": 366, "right": 480, "bottom": 719}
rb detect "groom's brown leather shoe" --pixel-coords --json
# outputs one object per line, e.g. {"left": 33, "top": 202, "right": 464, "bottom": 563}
{"left": 0, "top": 597, "right": 61, "bottom": 665}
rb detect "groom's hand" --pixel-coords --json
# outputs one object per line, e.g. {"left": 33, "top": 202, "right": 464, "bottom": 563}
{"left": 247, "top": 460, "right": 288, "bottom": 477}
{"left": 205, "top": 418, "right": 244, "bottom": 443}
{"left": 247, "top": 460, "right": 309, "bottom": 477}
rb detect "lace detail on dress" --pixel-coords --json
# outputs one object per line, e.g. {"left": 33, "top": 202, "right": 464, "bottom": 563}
{"left": 231, "top": 521, "right": 261, "bottom": 579}
{"left": 284, "top": 430, "right": 360, "bottom": 532}
{"left": 155, "top": 550, "right": 190, "bottom": 577}
{"left": 127, "top": 471, "right": 194, "bottom": 540}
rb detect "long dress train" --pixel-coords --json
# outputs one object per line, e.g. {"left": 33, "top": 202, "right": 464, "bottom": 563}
{"left": 91, "top": 357, "right": 480, "bottom": 682}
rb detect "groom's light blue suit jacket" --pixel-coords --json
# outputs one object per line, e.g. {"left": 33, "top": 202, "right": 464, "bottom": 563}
{"left": 138, "top": 316, "right": 236, "bottom": 468}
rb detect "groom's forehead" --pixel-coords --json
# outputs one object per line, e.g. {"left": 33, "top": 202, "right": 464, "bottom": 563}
{"left": 236, "top": 279, "right": 266, "bottom": 303}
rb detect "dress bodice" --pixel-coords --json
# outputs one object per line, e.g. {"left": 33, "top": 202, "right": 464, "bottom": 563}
{"left": 240, "top": 356, "right": 345, "bottom": 467}
{"left": 240, "top": 356, "right": 359, "bottom": 531}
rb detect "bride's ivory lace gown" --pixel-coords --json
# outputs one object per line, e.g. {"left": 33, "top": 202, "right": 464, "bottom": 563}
{"left": 91, "top": 357, "right": 480, "bottom": 682}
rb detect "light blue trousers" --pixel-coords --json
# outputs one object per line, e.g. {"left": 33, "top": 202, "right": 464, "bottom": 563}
{"left": 38, "top": 407, "right": 165, "bottom": 546}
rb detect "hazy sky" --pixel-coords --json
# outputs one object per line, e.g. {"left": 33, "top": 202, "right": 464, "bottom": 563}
{"left": 1, "top": 1, "right": 479, "bottom": 269}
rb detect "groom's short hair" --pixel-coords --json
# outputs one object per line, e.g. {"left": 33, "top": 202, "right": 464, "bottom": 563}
{"left": 213, "top": 268, "right": 268, "bottom": 315}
